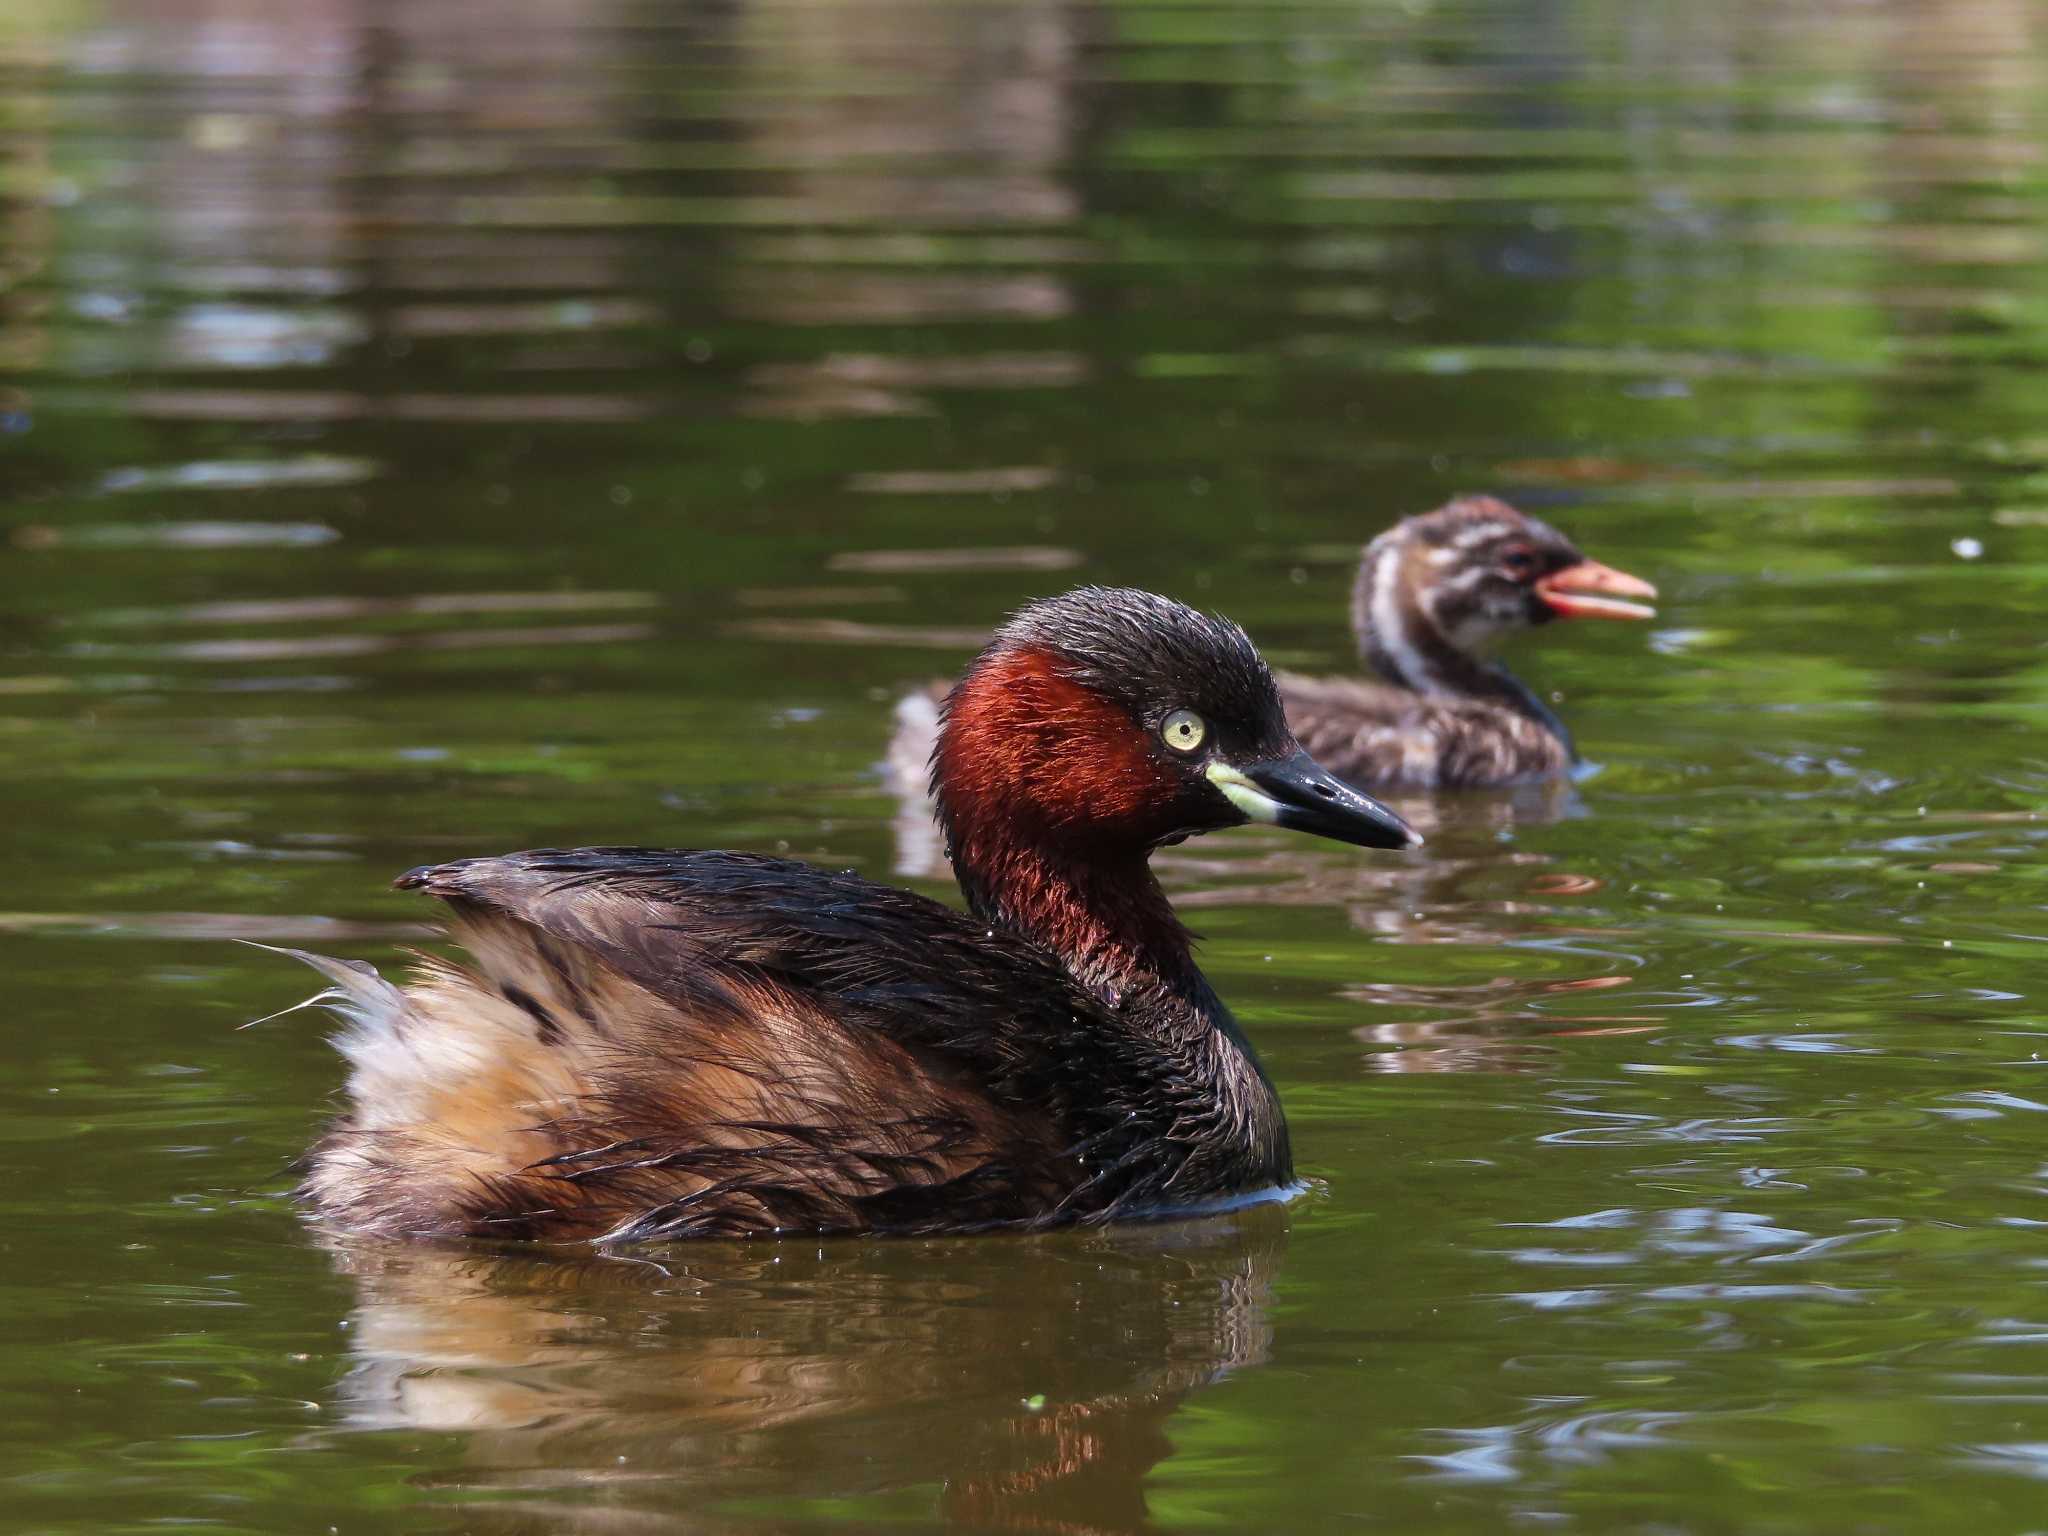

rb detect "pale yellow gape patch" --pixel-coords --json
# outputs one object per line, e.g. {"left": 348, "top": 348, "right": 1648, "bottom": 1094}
{"left": 1203, "top": 761, "right": 1285, "bottom": 824}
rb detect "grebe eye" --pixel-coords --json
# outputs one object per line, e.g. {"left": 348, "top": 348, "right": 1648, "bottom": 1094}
{"left": 1500, "top": 546, "right": 1538, "bottom": 578}
{"left": 1160, "top": 709, "right": 1207, "bottom": 755}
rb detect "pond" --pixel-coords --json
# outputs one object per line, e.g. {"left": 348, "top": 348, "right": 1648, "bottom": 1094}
{"left": 5, "top": 0, "right": 2048, "bottom": 1530}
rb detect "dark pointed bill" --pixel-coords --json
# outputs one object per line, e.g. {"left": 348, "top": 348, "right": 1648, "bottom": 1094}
{"left": 1206, "top": 751, "right": 1421, "bottom": 850}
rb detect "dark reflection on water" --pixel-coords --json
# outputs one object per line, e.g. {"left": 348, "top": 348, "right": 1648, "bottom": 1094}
{"left": 8, "top": 0, "right": 2048, "bottom": 1529}
{"left": 322, "top": 1211, "right": 1285, "bottom": 1534}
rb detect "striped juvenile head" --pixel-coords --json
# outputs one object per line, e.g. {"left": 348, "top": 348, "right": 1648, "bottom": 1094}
{"left": 1356, "top": 496, "right": 1657, "bottom": 662}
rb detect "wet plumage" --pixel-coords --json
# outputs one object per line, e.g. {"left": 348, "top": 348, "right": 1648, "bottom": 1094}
{"left": 275, "top": 587, "right": 1416, "bottom": 1243}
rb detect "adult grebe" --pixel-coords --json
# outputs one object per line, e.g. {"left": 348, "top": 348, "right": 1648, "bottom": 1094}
{"left": 1278, "top": 496, "right": 1657, "bottom": 787}
{"left": 267, "top": 587, "right": 1418, "bottom": 1243}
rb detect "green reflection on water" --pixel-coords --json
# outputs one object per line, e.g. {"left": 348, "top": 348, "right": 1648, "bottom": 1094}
{"left": 4, "top": 0, "right": 2048, "bottom": 1530}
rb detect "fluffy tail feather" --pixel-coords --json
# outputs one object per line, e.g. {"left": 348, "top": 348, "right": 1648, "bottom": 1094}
{"left": 238, "top": 940, "right": 408, "bottom": 1035}
{"left": 245, "top": 929, "right": 613, "bottom": 1236}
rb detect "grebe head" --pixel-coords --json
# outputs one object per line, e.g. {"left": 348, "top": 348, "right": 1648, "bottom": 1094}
{"left": 1356, "top": 496, "right": 1658, "bottom": 662}
{"left": 935, "top": 586, "right": 1417, "bottom": 862}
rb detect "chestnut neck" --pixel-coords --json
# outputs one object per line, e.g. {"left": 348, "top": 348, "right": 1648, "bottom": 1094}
{"left": 931, "top": 645, "right": 1219, "bottom": 1018}
{"left": 932, "top": 640, "right": 1291, "bottom": 1190}
{"left": 949, "top": 828, "right": 1211, "bottom": 1010}
{"left": 1350, "top": 539, "right": 1573, "bottom": 753}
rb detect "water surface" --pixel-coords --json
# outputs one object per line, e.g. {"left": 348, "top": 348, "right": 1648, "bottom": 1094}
{"left": 5, "top": 0, "right": 2048, "bottom": 1530}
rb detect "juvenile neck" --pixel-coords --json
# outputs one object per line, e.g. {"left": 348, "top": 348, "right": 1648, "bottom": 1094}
{"left": 1350, "top": 541, "right": 1573, "bottom": 752}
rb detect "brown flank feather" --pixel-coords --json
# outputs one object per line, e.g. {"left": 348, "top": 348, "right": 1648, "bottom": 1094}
{"left": 300, "top": 868, "right": 1077, "bottom": 1242}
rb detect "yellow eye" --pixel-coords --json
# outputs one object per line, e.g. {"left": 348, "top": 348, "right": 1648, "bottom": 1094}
{"left": 1161, "top": 708, "right": 1207, "bottom": 754}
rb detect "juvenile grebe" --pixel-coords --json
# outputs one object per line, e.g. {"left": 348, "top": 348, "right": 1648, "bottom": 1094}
{"left": 1279, "top": 496, "right": 1656, "bottom": 787}
{"left": 269, "top": 587, "right": 1417, "bottom": 1242}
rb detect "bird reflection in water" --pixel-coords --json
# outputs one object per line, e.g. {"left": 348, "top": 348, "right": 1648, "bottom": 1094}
{"left": 1151, "top": 802, "right": 1651, "bottom": 1078}
{"left": 319, "top": 1207, "right": 1288, "bottom": 1534}
{"left": 1351, "top": 973, "right": 1652, "bottom": 1075}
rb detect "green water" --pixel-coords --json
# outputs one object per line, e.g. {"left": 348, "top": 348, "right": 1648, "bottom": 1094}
{"left": 6, "top": 0, "right": 2048, "bottom": 1530}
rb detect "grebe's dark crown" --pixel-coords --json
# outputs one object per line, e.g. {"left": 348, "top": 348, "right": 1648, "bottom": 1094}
{"left": 985, "top": 585, "right": 1292, "bottom": 757}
